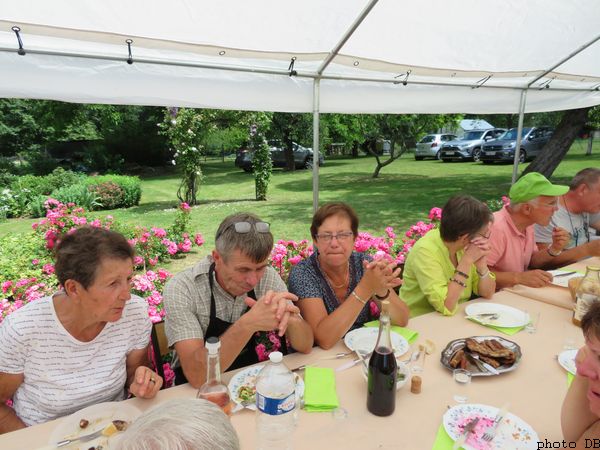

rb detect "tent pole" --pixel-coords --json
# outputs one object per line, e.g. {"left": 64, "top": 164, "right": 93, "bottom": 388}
{"left": 511, "top": 90, "right": 528, "bottom": 184}
{"left": 312, "top": 79, "right": 321, "bottom": 213}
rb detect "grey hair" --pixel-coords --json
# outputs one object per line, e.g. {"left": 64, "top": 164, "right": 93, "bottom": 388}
{"left": 214, "top": 212, "right": 273, "bottom": 263}
{"left": 115, "top": 398, "right": 240, "bottom": 450}
{"left": 570, "top": 168, "right": 600, "bottom": 190}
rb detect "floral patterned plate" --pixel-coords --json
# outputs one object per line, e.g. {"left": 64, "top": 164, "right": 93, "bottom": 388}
{"left": 443, "top": 403, "right": 538, "bottom": 450}
{"left": 48, "top": 401, "right": 141, "bottom": 449}
{"left": 344, "top": 327, "right": 409, "bottom": 358}
{"left": 227, "top": 364, "right": 304, "bottom": 411}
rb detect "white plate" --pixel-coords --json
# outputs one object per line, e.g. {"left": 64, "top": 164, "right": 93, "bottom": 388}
{"left": 344, "top": 327, "right": 409, "bottom": 358}
{"left": 227, "top": 364, "right": 305, "bottom": 411}
{"left": 465, "top": 302, "right": 529, "bottom": 328}
{"left": 548, "top": 270, "right": 581, "bottom": 288}
{"left": 558, "top": 349, "right": 577, "bottom": 375}
{"left": 48, "top": 401, "right": 141, "bottom": 449}
{"left": 444, "top": 403, "right": 539, "bottom": 450}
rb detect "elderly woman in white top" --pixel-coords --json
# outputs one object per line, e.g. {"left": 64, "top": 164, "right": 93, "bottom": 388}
{"left": 0, "top": 226, "right": 162, "bottom": 434}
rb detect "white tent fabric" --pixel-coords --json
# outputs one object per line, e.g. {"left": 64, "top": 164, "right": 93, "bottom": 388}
{"left": 1, "top": 0, "right": 600, "bottom": 113}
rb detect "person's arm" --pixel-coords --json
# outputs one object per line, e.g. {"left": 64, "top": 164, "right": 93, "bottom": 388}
{"left": 562, "top": 347, "right": 598, "bottom": 443}
{"left": 536, "top": 240, "right": 600, "bottom": 268}
{"left": 473, "top": 259, "right": 495, "bottom": 298}
{"left": 283, "top": 313, "right": 314, "bottom": 353}
{"left": 0, "top": 372, "right": 26, "bottom": 434}
{"left": 125, "top": 347, "right": 162, "bottom": 398}
{"left": 491, "top": 269, "right": 553, "bottom": 289}
{"left": 177, "top": 291, "right": 299, "bottom": 387}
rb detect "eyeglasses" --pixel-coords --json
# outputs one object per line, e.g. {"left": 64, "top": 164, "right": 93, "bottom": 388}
{"left": 316, "top": 231, "right": 354, "bottom": 243}
{"left": 216, "top": 221, "right": 270, "bottom": 239}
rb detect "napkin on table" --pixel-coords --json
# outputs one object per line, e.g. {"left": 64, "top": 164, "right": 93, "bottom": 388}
{"left": 466, "top": 317, "right": 526, "bottom": 336}
{"left": 303, "top": 366, "right": 339, "bottom": 412}
{"left": 431, "top": 425, "right": 456, "bottom": 449}
{"left": 364, "top": 320, "right": 419, "bottom": 344}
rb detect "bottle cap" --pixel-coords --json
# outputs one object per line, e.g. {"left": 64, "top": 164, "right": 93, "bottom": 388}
{"left": 268, "top": 351, "right": 283, "bottom": 363}
{"left": 381, "top": 300, "right": 390, "bottom": 314}
{"left": 205, "top": 336, "right": 220, "bottom": 354}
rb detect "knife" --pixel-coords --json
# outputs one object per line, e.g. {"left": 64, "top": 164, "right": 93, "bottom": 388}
{"left": 335, "top": 358, "right": 361, "bottom": 372}
{"left": 467, "top": 353, "right": 500, "bottom": 375}
{"left": 554, "top": 271, "right": 577, "bottom": 278}
{"left": 452, "top": 417, "right": 480, "bottom": 450}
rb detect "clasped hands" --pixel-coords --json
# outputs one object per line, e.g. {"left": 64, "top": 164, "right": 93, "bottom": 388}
{"left": 244, "top": 290, "right": 300, "bottom": 337}
{"left": 362, "top": 258, "right": 402, "bottom": 297}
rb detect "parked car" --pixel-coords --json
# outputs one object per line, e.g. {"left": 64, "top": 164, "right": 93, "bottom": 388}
{"left": 414, "top": 133, "right": 457, "bottom": 160}
{"left": 479, "top": 126, "right": 554, "bottom": 164}
{"left": 440, "top": 128, "right": 506, "bottom": 162}
{"left": 234, "top": 140, "right": 324, "bottom": 172}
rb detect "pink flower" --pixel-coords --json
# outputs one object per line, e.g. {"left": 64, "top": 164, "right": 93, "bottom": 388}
{"left": 157, "top": 269, "right": 171, "bottom": 281}
{"left": 31, "top": 259, "right": 39, "bottom": 266}
{"left": 369, "top": 300, "right": 380, "bottom": 319}
{"left": 90, "top": 219, "right": 101, "bottom": 227}
{"left": 42, "top": 264, "right": 55, "bottom": 275}
{"left": 148, "top": 257, "right": 158, "bottom": 266}
{"left": 133, "top": 256, "right": 144, "bottom": 266}
{"left": 288, "top": 255, "right": 303, "bottom": 265}
{"left": 152, "top": 228, "right": 167, "bottom": 238}
{"left": 256, "top": 343, "right": 267, "bottom": 362}
{"left": 194, "top": 233, "right": 204, "bottom": 246}
{"left": 501, "top": 195, "right": 510, "bottom": 206}
{"left": 428, "top": 207, "right": 442, "bottom": 221}
{"left": 385, "top": 227, "right": 396, "bottom": 239}
{"left": 1, "top": 281, "right": 12, "bottom": 294}
{"left": 163, "top": 363, "right": 175, "bottom": 388}
{"left": 180, "top": 202, "right": 191, "bottom": 211}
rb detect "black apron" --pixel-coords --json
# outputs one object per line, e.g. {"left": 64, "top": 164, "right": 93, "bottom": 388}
{"left": 206, "top": 263, "right": 288, "bottom": 370}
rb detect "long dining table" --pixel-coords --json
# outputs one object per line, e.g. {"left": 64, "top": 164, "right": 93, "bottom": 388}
{"left": 0, "top": 279, "right": 588, "bottom": 450}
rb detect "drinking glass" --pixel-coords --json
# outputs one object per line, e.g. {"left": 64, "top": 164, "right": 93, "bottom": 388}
{"left": 525, "top": 311, "right": 540, "bottom": 334}
{"left": 452, "top": 369, "right": 471, "bottom": 403}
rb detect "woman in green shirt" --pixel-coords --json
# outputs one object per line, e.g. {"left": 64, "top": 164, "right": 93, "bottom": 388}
{"left": 400, "top": 195, "right": 496, "bottom": 317}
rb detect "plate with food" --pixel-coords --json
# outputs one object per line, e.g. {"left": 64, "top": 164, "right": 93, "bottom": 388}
{"left": 465, "top": 302, "right": 529, "bottom": 328}
{"left": 444, "top": 403, "right": 538, "bottom": 450}
{"left": 440, "top": 336, "right": 522, "bottom": 376}
{"left": 344, "top": 327, "right": 409, "bottom": 358}
{"left": 558, "top": 349, "right": 577, "bottom": 375}
{"left": 227, "top": 363, "right": 305, "bottom": 411}
{"left": 48, "top": 401, "right": 140, "bottom": 449}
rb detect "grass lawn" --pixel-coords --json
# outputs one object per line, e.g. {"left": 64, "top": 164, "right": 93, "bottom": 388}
{"left": 1, "top": 139, "right": 598, "bottom": 274}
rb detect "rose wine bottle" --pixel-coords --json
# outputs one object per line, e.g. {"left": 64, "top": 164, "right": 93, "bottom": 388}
{"left": 197, "top": 337, "right": 233, "bottom": 415}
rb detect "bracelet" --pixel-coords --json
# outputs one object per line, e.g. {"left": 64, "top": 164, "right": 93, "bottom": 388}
{"left": 547, "top": 247, "right": 562, "bottom": 257}
{"left": 476, "top": 268, "right": 490, "bottom": 278}
{"left": 454, "top": 269, "right": 469, "bottom": 279}
{"left": 374, "top": 289, "right": 391, "bottom": 300}
{"left": 351, "top": 290, "right": 367, "bottom": 305}
{"left": 449, "top": 277, "right": 467, "bottom": 288}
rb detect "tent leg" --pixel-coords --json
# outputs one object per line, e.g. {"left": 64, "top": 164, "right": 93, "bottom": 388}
{"left": 511, "top": 90, "right": 528, "bottom": 184}
{"left": 312, "top": 79, "right": 320, "bottom": 213}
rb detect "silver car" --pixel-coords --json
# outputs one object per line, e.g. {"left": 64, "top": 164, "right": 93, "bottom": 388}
{"left": 440, "top": 128, "right": 506, "bottom": 162}
{"left": 415, "top": 133, "right": 457, "bottom": 160}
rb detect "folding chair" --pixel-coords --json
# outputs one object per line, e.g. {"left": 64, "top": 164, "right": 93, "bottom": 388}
{"left": 150, "top": 320, "right": 170, "bottom": 389}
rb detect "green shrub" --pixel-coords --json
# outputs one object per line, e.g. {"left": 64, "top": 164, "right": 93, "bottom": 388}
{"left": 28, "top": 194, "right": 49, "bottom": 218}
{"left": 51, "top": 183, "right": 102, "bottom": 210}
{"left": 85, "top": 175, "right": 141, "bottom": 208}
{"left": 88, "top": 181, "right": 125, "bottom": 210}
{"left": 0, "top": 187, "right": 32, "bottom": 218}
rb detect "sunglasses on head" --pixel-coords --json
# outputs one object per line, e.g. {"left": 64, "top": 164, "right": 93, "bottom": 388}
{"left": 216, "top": 221, "right": 270, "bottom": 239}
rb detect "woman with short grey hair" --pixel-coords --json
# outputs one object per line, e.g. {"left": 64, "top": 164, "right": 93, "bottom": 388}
{"left": 116, "top": 398, "right": 240, "bottom": 450}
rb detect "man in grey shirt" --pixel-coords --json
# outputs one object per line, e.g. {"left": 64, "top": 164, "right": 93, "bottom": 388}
{"left": 163, "top": 212, "right": 313, "bottom": 388}
{"left": 535, "top": 168, "right": 600, "bottom": 263}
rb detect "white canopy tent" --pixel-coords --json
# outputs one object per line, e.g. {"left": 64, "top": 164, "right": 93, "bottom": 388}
{"left": 1, "top": 0, "right": 600, "bottom": 208}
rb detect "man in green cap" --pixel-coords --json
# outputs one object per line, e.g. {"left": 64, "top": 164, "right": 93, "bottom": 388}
{"left": 487, "top": 172, "right": 572, "bottom": 289}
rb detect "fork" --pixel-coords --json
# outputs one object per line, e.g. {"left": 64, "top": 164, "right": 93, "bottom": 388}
{"left": 482, "top": 403, "right": 509, "bottom": 442}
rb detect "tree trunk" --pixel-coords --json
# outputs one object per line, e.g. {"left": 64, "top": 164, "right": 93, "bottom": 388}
{"left": 368, "top": 140, "right": 405, "bottom": 178}
{"left": 283, "top": 134, "right": 295, "bottom": 171}
{"left": 351, "top": 141, "right": 359, "bottom": 158}
{"left": 522, "top": 107, "right": 591, "bottom": 178}
{"left": 587, "top": 133, "right": 593, "bottom": 155}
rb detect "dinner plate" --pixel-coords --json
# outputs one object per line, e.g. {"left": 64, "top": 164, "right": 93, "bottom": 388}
{"left": 48, "top": 401, "right": 141, "bottom": 449}
{"left": 227, "top": 363, "right": 305, "bottom": 411}
{"left": 344, "top": 327, "right": 409, "bottom": 358}
{"left": 465, "top": 302, "right": 529, "bottom": 328}
{"left": 548, "top": 270, "right": 582, "bottom": 288}
{"left": 440, "top": 335, "right": 522, "bottom": 377}
{"left": 443, "top": 403, "right": 539, "bottom": 450}
{"left": 558, "top": 349, "right": 577, "bottom": 375}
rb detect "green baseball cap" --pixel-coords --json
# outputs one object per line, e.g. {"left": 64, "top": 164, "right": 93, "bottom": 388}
{"left": 509, "top": 172, "right": 569, "bottom": 203}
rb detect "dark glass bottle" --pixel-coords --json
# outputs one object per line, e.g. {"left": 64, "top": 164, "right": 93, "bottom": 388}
{"left": 367, "top": 300, "right": 397, "bottom": 416}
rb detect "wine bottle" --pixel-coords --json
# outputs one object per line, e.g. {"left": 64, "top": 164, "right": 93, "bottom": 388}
{"left": 367, "top": 300, "right": 397, "bottom": 416}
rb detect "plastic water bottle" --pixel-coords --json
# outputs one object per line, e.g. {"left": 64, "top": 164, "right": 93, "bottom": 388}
{"left": 255, "top": 351, "right": 296, "bottom": 450}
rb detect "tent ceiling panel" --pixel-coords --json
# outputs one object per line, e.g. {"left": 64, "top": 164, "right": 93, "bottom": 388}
{"left": 0, "top": 0, "right": 599, "bottom": 112}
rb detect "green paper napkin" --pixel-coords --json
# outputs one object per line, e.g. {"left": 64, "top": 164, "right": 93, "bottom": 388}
{"left": 364, "top": 320, "right": 420, "bottom": 343}
{"left": 303, "top": 366, "right": 339, "bottom": 412}
{"left": 432, "top": 425, "right": 454, "bottom": 449}
{"left": 466, "top": 317, "right": 525, "bottom": 336}
{"left": 567, "top": 372, "right": 574, "bottom": 387}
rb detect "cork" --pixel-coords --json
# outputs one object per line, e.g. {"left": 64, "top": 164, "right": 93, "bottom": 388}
{"left": 410, "top": 375, "right": 422, "bottom": 394}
